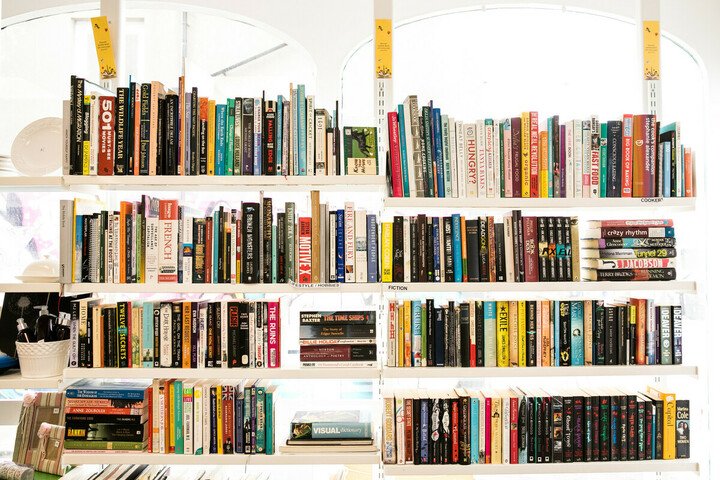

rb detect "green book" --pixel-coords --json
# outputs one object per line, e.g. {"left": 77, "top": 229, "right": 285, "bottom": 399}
{"left": 600, "top": 122, "right": 608, "bottom": 198}
{"left": 64, "top": 440, "right": 146, "bottom": 451}
{"left": 174, "top": 380, "right": 184, "bottom": 454}
{"left": 343, "top": 126, "right": 378, "bottom": 176}
{"left": 498, "top": 120, "right": 505, "bottom": 197}
{"left": 265, "top": 385, "right": 276, "bottom": 454}
{"left": 225, "top": 98, "right": 235, "bottom": 175}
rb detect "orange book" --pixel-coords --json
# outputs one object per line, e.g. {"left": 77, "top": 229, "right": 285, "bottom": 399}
{"left": 684, "top": 147, "right": 694, "bottom": 197}
{"left": 460, "top": 216, "right": 467, "bottom": 282}
{"left": 541, "top": 300, "right": 551, "bottom": 366}
{"left": 632, "top": 114, "right": 656, "bottom": 197}
{"left": 182, "top": 302, "right": 192, "bottom": 368}
{"left": 118, "top": 201, "right": 131, "bottom": 283}
{"left": 199, "top": 97, "right": 208, "bottom": 174}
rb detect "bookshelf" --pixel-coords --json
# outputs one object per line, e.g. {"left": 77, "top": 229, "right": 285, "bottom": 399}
{"left": 0, "top": 282, "right": 61, "bottom": 293}
{"left": 380, "top": 281, "right": 697, "bottom": 294}
{"left": 383, "top": 197, "right": 697, "bottom": 210}
{"left": 382, "top": 365, "right": 699, "bottom": 379}
{"left": 0, "top": 371, "right": 62, "bottom": 390}
{"left": 61, "top": 452, "right": 381, "bottom": 466}
{"left": 63, "top": 367, "right": 381, "bottom": 380}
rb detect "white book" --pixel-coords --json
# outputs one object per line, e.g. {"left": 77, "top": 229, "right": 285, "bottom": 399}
{"left": 160, "top": 303, "right": 173, "bottom": 367}
{"left": 455, "top": 121, "right": 467, "bottom": 197}
{"left": 92, "top": 306, "right": 101, "bottom": 367}
{"left": 306, "top": 95, "right": 315, "bottom": 176}
{"left": 590, "top": 115, "right": 600, "bottom": 198}
{"left": 182, "top": 213, "right": 193, "bottom": 284}
{"left": 230, "top": 215, "right": 237, "bottom": 283}
{"left": 327, "top": 131, "right": 335, "bottom": 175}
{"left": 502, "top": 393, "right": 511, "bottom": 464}
{"left": 157, "top": 381, "right": 166, "bottom": 453}
{"left": 476, "top": 120, "right": 486, "bottom": 197}
{"left": 62, "top": 100, "right": 71, "bottom": 175}
{"left": 59, "top": 200, "right": 73, "bottom": 283}
{"left": 315, "top": 111, "right": 327, "bottom": 175}
{"left": 88, "top": 93, "right": 99, "bottom": 175}
{"left": 448, "top": 118, "right": 458, "bottom": 198}
{"left": 485, "top": 120, "right": 496, "bottom": 198}
{"left": 581, "top": 119, "right": 591, "bottom": 198}
{"left": 183, "top": 380, "right": 194, "bottom": 454}
{"left": 329, "top": 211, "right": 337, "bottom": 282}
{"left": 493, "top": 120, "right": 501, "bottom": 198}
{"left": 344, "top": 202, "right": 356, "bottom": 283}
{"left": 565, "top": 121, "right": 574, "bottom": 198}
{"left": 221, "top": 300, "right": 229, "bottom": 368}
{"left": 320, "top": 203, "right": 328, "bottom": 283}
{"left": 255, "top": 302, "right": 264, "bottom": 368}
{"left": 469, "top": 302, "right": 476, "bottom": 361}
{"left": 248, "top": 302, "right": 256, "bottom": 367}
{"left": 355, "top": 209, "right": 368, "bottom": 283}
{"left": 503, "top": 215, "right": 515, "bottom": 283}
{"left": 464, "top": 123, "right": 478, "bottom": 197}
{"left": 202, "top": 382, "right": 211, "bottom": 456}
{"left": 193, "top": 383, "right": 203, "bottom": 454}
{"left": 573, "top": 119, "right": 583, "bottom": 198}
{"left": 387, "top": 301, "right": 397, "bottom": 367}
{"left": 441, "top": 115, "right": 452, "bottom": 197}
{"left": 395, "top": 392, "right": 405, "bottom": 464}
{"left": 402, "top": 217, "right": 410, "bottom": 283}
{"left": 198, "top": 303, "right": 207, "bottom": 369}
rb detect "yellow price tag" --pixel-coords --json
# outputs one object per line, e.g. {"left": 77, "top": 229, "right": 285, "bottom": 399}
{"left": 643, "top": 20, "right": 660, "bottom": 80}
{"left": 375, "top": 19, "right": 392, "bottom": 79}
{"left": 91, "top": 16, "right": 117, "bottom": 79}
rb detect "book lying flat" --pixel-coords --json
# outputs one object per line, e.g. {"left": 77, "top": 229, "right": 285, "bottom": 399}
{"left": 279, "top": 444, "right": 378, "bottom": 453}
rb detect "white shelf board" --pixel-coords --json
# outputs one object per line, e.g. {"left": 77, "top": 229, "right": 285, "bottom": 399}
{"left": 63, "top": 175, "right": 386, "bottom": 191}
{"left": 0, "top": 370, "right": 61, "bottom": 389}
{"left": 382, "top": 281, "right": 696, "bottom": 294}
{"left": 0, "top": 282, "right": 61, "bottom": 293}
{"left": 383, "top": 365, "right": 698, "bottom": 379}
{"left": 62, "top": 282, "right": 379, "bottom": 294}
{"left": 383, "top": 460, "right": 699, "bottom": 476}
{"left": 62, "top": 452, "right": 380, "bottom": 466}
{"left": 64, "top": 367, "right": 380, "bottom": 380}
{"left": 0, "top": 176, "right": 63, "bottom": 191}
{"left": 384, "top": 196, "right": 696, "bottom": 210}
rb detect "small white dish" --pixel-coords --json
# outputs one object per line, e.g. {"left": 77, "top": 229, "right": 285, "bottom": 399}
{"left": 11, "top": 117, "right": 62, "bottom": 176}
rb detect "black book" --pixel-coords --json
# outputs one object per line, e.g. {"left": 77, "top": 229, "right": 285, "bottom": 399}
{"left": 413, "top": 398, "right": 421, "bottom": 464}
{"left": 157, "top": 97, "right": 166, "bottom": 176}
{"left": 165, "top": 94, "right": 178, "bottom": 175}
{"left": 410, "top": 217, "right": 419, "bottom": 282}
{"left": 447, "top": 302, "right": 456, "bottom": 367}
{"left": 618, "top": 393, "right": 628, "bottom": 460}
{"left": 421, "top": 107, "right": 434, "bottom": 197}
{"left": 572, "top": 394, "right": 584, "bottom": 462}
{"left": 192, "top": 218, "right": 205, "bottom": 283}
{"left": 85, "top": 303, "right": 94, "bottom": 367}
{"left": 127, "top": 82, "right": 136, "bottom": 174}
{"left": 138, "top": 83, "right": 151, "bottom": 175}
{"left": 627, "top": 394, "right": 638, "bottom": 460}
{"left": 475, "top": 301, "right": 484, "bottom": 367}
{"left": 610, "top": 392, "right": 620, "bottom": 461}
{"left": 241, "top": 203, "right": 260, "bottom": 283}
{"left": 392, "top": 216, "right": 404, "bottom": 282}
{"left": 599, "top": 392, "right": 611, "bottom": 461}
{"left": 582, "top": 392, "right": 593, "bottom": 462}
{"left": 434, "top": 307, "right": 445, "bottom": 367}
{"left": 80, "top": 215, "right": 89, "bottom": 282}
{"left": 563, "top": 217, "right": 574, "bottom": 280}
{"left": 426, "top": 299, "right": 435, "bottom": 366}
{"left": 299, "top": 324, "right": 376, "bottom": 339}
{"left": 431, "top": 218, "right": 441, "bottom": 282}
{"left": 590, "top": 392, "right": 600, "bottom": 461}
{"left": 478, "top": 217, "right": 489, "bottom": 282}
{"left": 537, "top": 216, "right": 549, "bottom": 281}
{"left": 629, "top": 310, "right": 637, "bottom": 365}
{"left": 592, "top": 301, "right": 604, "bottom": 365}
{"left": 440, "top": 397, "right": 450, "bottom": 463}
{"left": 277, "top": 212, "right": 286, "bottom": 283}
{"left": 494, "top": 222, "right": 506, "bottom": 282}
{"left": 465, "top": 219, "right": 480, "bottom": 282}
{"left": 227, "top": 302, "right": 241, "bottom": 368}
{"left": 605, "top": 306, "right": 617, "bottom": 365}
{"left": 606, "top": 120, "right": 623, "bottom": 197}
{"left": 552, "top": 115, "right": 561, "bottom": 195}
{"left": 542, "top": 395, "right": 552, "bottom": 462}
{"left": 213, "top": 302, "right": 222, "bottom": 367}
{"left": 513, "top": 210, "right": 525, "bottom": 281}
{"left": 238, "top": 302, "right": 250, "bottom": 367}
{"left": 527, "top": 394, "right": 536, "bottom": 463}
{"left": 430, "top": 397, "right": 440, "bottom": 463}
{"left": 417, "top": 215, "right": 427, "bottom": 282}
{"left": 263, "top": 198, "right": 273, "bottom": 283}
{"left": 102, "top": 307, "right": 115, "bottom": 367}
{"left": 458, "top": 393, "right": 470, "bottom": 465}
{"left": 171, "top": 303, "right": 182, "bottom": 367}
{"left": 70, "top": 75, "right": 84, "bottom": 175}
{"left": 425, "top": 217, "right": 434, "bottom": 282}
{"left": 71, "top": 301, "right": 84, "bottom": 367}
{"left": 676, "top": 399, "right": 690, "bottom": 459}
{"left": 559, "top": 301, "right": 571, "bottom": 366}
{"left": 546, "top": 216, "right": 557, "bottom": 281}
{"left": 618, "top": 306, "right": 628, "bottom": 365}
{"left": 115, "top": 87, "right": 129, "bottom": 175}
{"left": 152, "top": 304, "right": 160, "bottom": 368}
{"left": 443, "top": 307, "right": 451, "bottom": 368}
{"left": 526, "top": 301, "right": 538, "bottom": 366}
{"left": 443, "top": 217, "right": 454, "bottom": 282}
{"left": 562, "top": 395, "right": 573, "bottom": 463}
{"left": 459, "top": 303, "right": 470, "bottom": 367}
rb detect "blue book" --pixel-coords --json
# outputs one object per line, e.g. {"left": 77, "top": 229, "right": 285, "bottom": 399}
{"left": 547, "top": 117, "right": 554, "bottom": 198}
{"left": 663, "top": 141, "right": 671, "bottom": 197}
{"left": 265, "top": 387, "right": 275, "bottom": 454}
{"left": 610, "top": 400, "right": 619, "bottom": 455}
{"left": 412, "top": 300, "right": 422, "bottom": 366}
{"left": 141, "top": 302, "right": 154, "bottom": 368}
{"left": 174, "top": 380, "right": 183, "bottom": 454}
{"left": 420, "top": 398, "right": 429, "bottom": 463}
{"left": 570, "top": 301, "right": 584, "bottom": 366}
{"left": 336, "top": 209, "right": 345, "bottom": 282}
{"left": 451, "top": 214, "right": 462, "bottom": 282}
{"left": 212, "top": 211, "right": 219, "bottom": 284}
{"left": 432, "top": 217, "right": 441, "bottom": 282}
{"left": 65, "top": 379, "right": 150, "bottom": 400}
{"left": 235, "top": 385, "right": 244, "bottom": 453}
{"left": 651, "top": 408, "right": 657, "bottom": 459}
{"left": 397, "top": 104, "right": 410, "bottom": 197}
{"left": 209, "top": 387, "right": 218, "bottom": 454}
{"left": 367, "top": 214, "right": 378, "bottom": 282}
{"left": 275, "top": 95, "right": 284, "bottom": 174}
{"left": 434, "top": 307, "right": 445, "bottom": 366}
{"left": 431, "top": 108, "right": 445, "bottom": 197}
{"left": 253, "top": 98, "right": 262, "bottom": 175}
{"left": 554, "top": 301, "right": 560, "bottom": 366}
{"left": 215, "top": 104, "right": 227, "bottom": 175}
{"left": 470, "top": 396, "right": 480, "bottom": 464}
{"left": 297, "top": 85, "right": 307, "bottom": 175}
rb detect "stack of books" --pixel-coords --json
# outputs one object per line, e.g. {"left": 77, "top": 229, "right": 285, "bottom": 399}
{"left": 582, "top": 219, "right": 677, "bottom": 281}
{"left": 281, "top": 410, "right": 375, "bottom": 453}
{"left": 299, "top": 311, "right": 377, "bottom": 368}
{"left": 64, "top": 379, "right": 150, "bottom": 452}
{"left": 382, "top": 386, "right": 689, "bottom": 465}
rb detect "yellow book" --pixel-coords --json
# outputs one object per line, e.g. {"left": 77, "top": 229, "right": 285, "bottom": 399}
{"left": 540, "top": 130, "right": 549, "bottom": 198}
{"left": 518, "top": 300, "right": 527, "bottom": 367}
{"left": 216, "top": 385, "right": 223, "bottom": 454}
{"left": 521, "top": 112, "right": 531, "bottom": 198}
{"left": 381, "top": 222, "right": 393, "bottom": 282}
{"left": 508, "top": 301, "right": 518, "bottom": 367}
{"left": 208, "top": 100, "right": 216, "bottom": 175}
{"left": 491, "top": 393, "right": 502, "bottom": 464}
{"left": 168, "top": 381, "right": 176, "bottom": 452}
{"left": 403, "top": 300, "right": 412, "bottom": 367}
{"left": 646, "top": 387, "right": 676, "bottom": 459}
{"left": 397, "top": 304, "right": 404, "bottom": 367}
{"left": 83, "top": 95, "right": 91, "bottom": 175}
{"left": 496, "top": 301, "right": 509, "bottom": 367}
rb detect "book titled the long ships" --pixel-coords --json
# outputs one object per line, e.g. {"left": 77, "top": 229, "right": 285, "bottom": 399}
{"left": 381, "top": 385, "right": 689, "bottom": 465}
{"left": 381, "top": 210, "right": 580, "bottom": 283}
{"left": 386, "top": 97, "right": 695, "bottom": 200}
{"left": 65, "top": 75, "right": 378, "bottom": 177}
{"left": 299, "top": 311, "right": 377, "bottom": 367}
{"left": 60, "top": 192, "right": 379, "bottom": 285}
{"left": 281, "top": 410, "right": 375, "bottom": 453}
{"left": 582, "top": 219, "right": 677, "bottom": 281}
{"left": 67, "top": 297, "right": 280, "bottom": 370}
{"left": 386, "top": 298, "right": 682, "bottom": 368}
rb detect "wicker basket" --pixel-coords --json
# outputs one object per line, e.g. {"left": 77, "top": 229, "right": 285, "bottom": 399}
{"left": 15, "top": 340, "right": 70, "bottom": 378}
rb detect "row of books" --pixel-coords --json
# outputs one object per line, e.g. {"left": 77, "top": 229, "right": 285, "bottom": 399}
{"left": 61, "top": 193, "right": 380, "bottom": 285}
{"left": 381, "top": 212, "right": 579, "bottom": 283}
{"left": 299, "top": 311, "right": 377, "bottom": 368}
{"left": 386, "top": 299, "right": 682, "bottom": 368}
{"left": 65, "top": 75, "right": 379, "bottom": 177}
{"left": 582, "top": 219, "right": 678, "bottom": 282}
{"left": 60, "top": 465, "right": 271, "bottom": 480}
{"left": 386, "top": 97, "right": 695, "bottom": 199}
{"left": 64, "top": 379, "right": 276, "bottom": 455}
{"left": 68, "top": 298, "right": 280, "bottom": 369}
{"left": 381, "top": 386, "right": 689, "bottom": 464}
{"left": 282, "top": 410, "right": 374, "bottom": 454}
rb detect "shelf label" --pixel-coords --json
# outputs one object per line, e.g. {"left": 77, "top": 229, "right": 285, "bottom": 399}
{"left": 386, "top": 284, "right": 408, "bottom": 291}
{"left": 640, "top": 197, "right": 663, "bottom": 203}
{"left": 289, "top": 281, "right": 340, "bottom": 289}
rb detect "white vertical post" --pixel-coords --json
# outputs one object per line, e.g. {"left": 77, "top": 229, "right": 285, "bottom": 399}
{"left": 100, "top": 0, "right": 124, "bottom": 91}
{"left": 374, "top": 0, "right": 393, "bottom": 178}
{"left": 638, "top": 0, "right": 661, "bottom": 119}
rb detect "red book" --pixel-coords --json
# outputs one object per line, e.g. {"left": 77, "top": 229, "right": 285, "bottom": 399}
{"left": 522, "top": 216, "right": 539, "bottom": 282}
{"left": 298, "top": 217, "right": 312, "bottom": 284}
{"left": 511, "top": 117, "right": 522, "bottom": 197}
{"left": 404, "top": 398, "right": 413, "bottom": 463}
{"left": 388, "top": 111, "right": 403, "bottom": 197}
{"left": 510, "top": 395, "right": 519, "bottom": 464}
{"left": 529, "top": 111, "right": 539, "bottom": 197}
{"left": 97, "top": 96, "right": 115, "bottom": 175}
{"left": 267, "top": 301, "right": 281, "bottom": 368}
{"left": 485, "top": 396, "right": 492, "bottom": 464}
{"left": 632, "top": 114, "right": 656, "bottom": 197}
{"left": 621, "top": 114, "right": 633, "bottom": 197}
{"left": 146, "top": 385, "right": 153, "bottom": 453}
{"left": 451, "top": 399, "right": 459, "bottom": 463}
{"left": 221, "top": 385, "right": 234, "bottom": 454}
